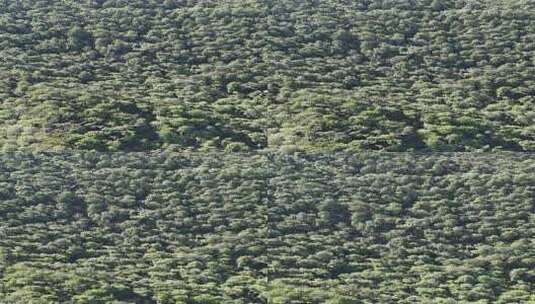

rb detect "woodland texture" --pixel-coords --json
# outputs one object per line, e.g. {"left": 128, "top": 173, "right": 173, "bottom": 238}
{"left": 0, "top": 153, "right": 534, "bottom": 303}
{"left": 1, "top": 1, "right": 535, "bottom": 303}
{"left": 0, "top": 0, "right": 534, "bottom": 152}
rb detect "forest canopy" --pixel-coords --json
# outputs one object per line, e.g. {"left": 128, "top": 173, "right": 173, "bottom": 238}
{"left": 1, "top": 1, "right": 535, "bottom": 303}
{"left": 0, "top": 152, "right": 534, "bottom": 303}
{"left": 0, "top": 0, "right": 534, "bottom": 152}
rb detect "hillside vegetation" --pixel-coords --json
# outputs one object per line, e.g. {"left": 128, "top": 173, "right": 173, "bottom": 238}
{"left": 0, "top": 153, "right": 534, "bottom": 303}
{"left": 0, "top": 0, "right": 534, "bottom": 151}
{"left": 1, "top": 1, "right": 535, "bottom": 303}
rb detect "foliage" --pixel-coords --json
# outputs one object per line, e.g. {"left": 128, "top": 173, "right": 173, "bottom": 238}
{"left": 0, "top": 0, "right": 534, "bottom": 151}
{"left": 0, "top": 152, "right": 534, "bottom": 303}
{"left": 1, "top": 0, "right": 534, "bottom": 302}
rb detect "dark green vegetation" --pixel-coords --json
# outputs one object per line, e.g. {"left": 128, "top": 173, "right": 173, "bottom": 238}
{"left": 0, "top": 153, "right": 534, "bottom": 303}
{"left": 1, "top": 0, "right": 534, "bottom": 152}
{"left": 1, "top": 0, "right": 535, "bottom": 303}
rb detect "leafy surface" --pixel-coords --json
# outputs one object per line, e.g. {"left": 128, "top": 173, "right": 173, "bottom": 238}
{"left": 0, "top": 0, "right": 534, "bottom": 151}
{"left": 1, "top": 153, "right": 534, "bottom": 303}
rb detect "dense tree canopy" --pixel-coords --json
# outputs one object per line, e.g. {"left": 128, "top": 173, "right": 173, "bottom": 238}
{"left": 0, "top": 152, "right": 534, "bottom": 303}
{"left": 0, "top": 0, "right": 534, "bottom": 151}
{"left": 1, "top": 1, "right": 534, "bottom": 303}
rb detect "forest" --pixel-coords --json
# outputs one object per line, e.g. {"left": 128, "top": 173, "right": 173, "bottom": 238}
{"left": 0, "top": 0, "right": 534, "bottom": 152}
{"left": 0, "top": 153, "right": 534, "bottom": 303}
{"left": 1, "top": 0, "right": 535, "bottom": 303}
